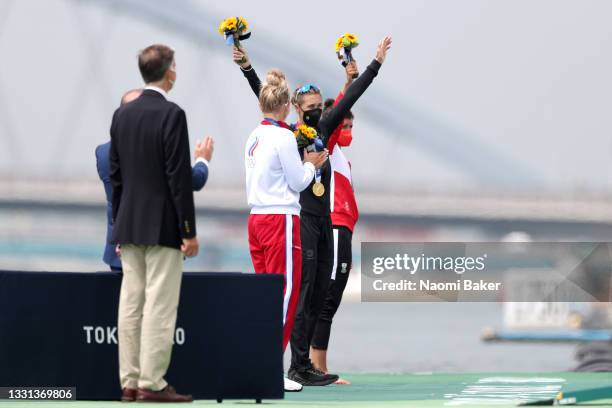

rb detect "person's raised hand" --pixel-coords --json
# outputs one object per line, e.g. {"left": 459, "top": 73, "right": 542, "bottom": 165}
{"left": 345, "top": 61, "right": 359, "bottom": 82}
{"left": 375, "top": 36, "right": 393, "bottom": 64}
{"left": 194, "top": 136, "right": 214, "bottom": 162}
{"left": 232, "top": 45, "right": 251, "bottom": 69}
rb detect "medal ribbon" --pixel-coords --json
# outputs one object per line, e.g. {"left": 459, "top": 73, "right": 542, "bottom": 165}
{"left": 261, "top": 118, "right": 293, "bottom": 130}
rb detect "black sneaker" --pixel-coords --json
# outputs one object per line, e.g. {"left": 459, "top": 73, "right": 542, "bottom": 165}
{"left": 288, "top": 366, "right": 339, "bottom": 386}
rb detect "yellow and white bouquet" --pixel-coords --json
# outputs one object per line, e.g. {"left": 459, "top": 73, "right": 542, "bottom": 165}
{"left": 335, "top": 33, "right": 359, "bottom": 78}
{"left": 294, "top": 124, "right": 318, "bottom": 150}
{"left": 218, "top": 16, "right": 251, "bottom": 47}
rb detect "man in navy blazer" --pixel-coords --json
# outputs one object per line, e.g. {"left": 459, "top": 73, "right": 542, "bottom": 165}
{"left": 95, "top": 88, "right": 214, "bottom": 271}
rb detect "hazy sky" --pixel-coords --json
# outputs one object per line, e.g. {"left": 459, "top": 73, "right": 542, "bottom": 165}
{"left": 1, "top": 0, "right": 611, "bottom": 195}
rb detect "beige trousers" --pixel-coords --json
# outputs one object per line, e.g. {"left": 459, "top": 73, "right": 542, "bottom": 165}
{"left": 118, "top": 244, "right": 183, "bottom": 391}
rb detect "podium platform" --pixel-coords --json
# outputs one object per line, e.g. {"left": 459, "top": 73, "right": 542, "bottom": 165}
{"left": 0, "top": 270, "right": 284, "bottom": 401}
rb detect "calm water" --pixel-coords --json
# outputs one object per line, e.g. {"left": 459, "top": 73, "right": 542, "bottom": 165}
{"left": 0, "top": 206, "right": 586, "bottom": 372}
{"left": 310, "top": 302, "right": 576, "bottom": 373}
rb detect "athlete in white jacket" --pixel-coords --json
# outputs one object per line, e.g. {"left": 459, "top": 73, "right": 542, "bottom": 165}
{"left": 244, "top": 69, "right": 327, "bottom": 392}
{"left": 246, "top": 123, "right": 315, "bottom": 215}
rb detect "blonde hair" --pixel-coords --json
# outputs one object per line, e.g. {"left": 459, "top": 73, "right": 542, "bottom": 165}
{"left": 259, "top": 69, "right": 289, "bottom": 113}
{"left": 292, "top": 86, "right": 320, "bottom": 106}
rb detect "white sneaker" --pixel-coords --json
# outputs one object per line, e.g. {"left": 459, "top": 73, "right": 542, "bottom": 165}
{"left": 284, "top": 376, "right": 303, "bottom": 392}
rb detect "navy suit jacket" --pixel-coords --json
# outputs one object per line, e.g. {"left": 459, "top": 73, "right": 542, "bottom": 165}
{"left": 95, "top": 141, "right": 208, "bottom": 270}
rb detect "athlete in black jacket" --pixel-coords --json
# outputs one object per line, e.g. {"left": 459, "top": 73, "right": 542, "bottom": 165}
{"left": 232, "top": 36, "right": 392, "bottom": 386}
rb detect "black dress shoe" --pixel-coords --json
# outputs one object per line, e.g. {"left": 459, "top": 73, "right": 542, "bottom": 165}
{"left": 288, "top": 365, "right": 339, "bottom": 386}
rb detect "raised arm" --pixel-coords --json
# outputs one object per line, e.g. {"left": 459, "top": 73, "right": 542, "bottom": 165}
{"left": 320, "top": 36, "right": 392, "bottom": 144}
{"left": 233, "top": 45, "right": 262, "bottom": 98}
{"left": 191, "top": 161, "right": 208, "bottom": 191}
{"left": 341, "top": 61, "right": 359, "bottom": 96}
{"left": 191, "top": 137, "right": 213, "bottom": 191}
{"left": 327, "top": 62, "right": 358, "bottom": 152}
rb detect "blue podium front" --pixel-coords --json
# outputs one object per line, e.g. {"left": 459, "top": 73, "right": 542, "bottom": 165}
{"left": 0, "top": 270, "right": 284, "bottom": 401}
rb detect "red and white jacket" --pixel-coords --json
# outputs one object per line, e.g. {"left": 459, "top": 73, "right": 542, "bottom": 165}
{"left": 328, "top": 92, "right": 359, "bottom": 232}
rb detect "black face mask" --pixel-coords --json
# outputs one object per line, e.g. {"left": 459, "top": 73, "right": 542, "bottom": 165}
{"left": 302, "top": 108, "right": 322, "bottom": 128}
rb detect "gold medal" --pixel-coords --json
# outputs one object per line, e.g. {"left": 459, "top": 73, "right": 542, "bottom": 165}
{"left": 312, "top": 182, "right": 325, "bottom": 197}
